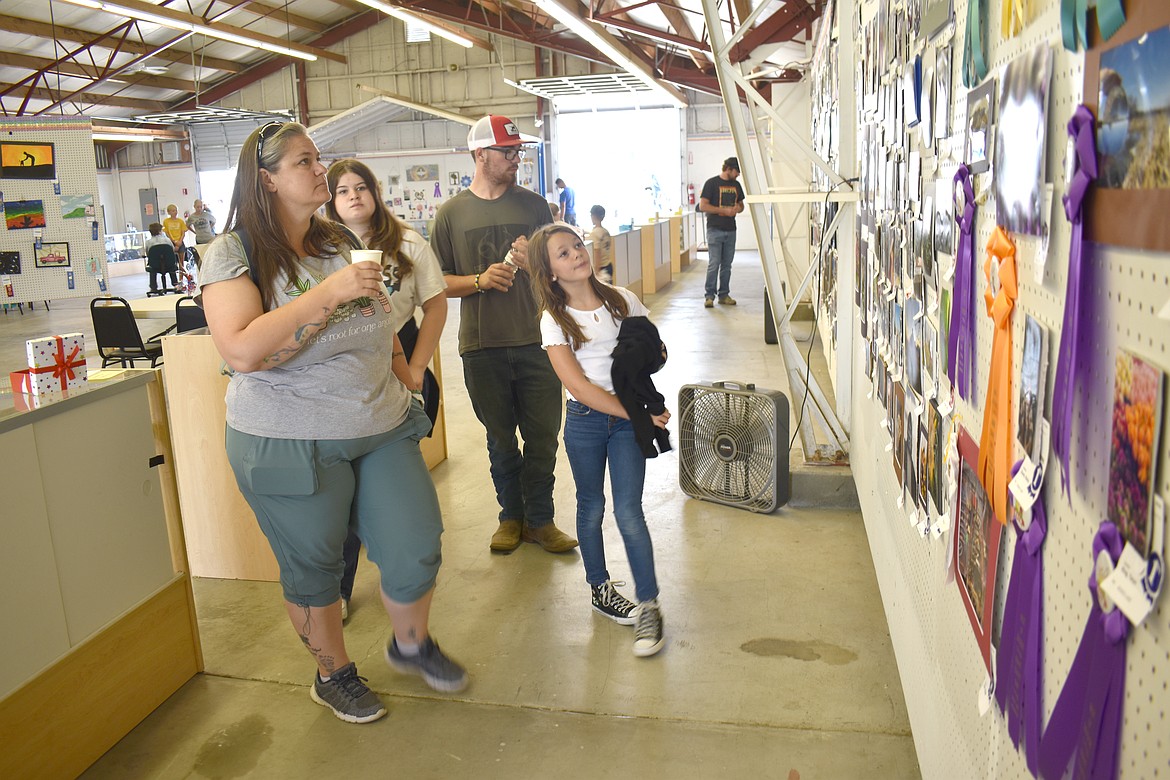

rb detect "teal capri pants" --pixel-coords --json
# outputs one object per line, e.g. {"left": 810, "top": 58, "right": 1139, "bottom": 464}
{"left": 226, "top": 402, "right": 441, "bottom": 606}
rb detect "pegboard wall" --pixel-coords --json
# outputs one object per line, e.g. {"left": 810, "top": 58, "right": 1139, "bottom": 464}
{"left": 0, "top": 116, "right": 107, "bottom": 304}
{"left": 834, "top": 1, "right": 1170, "bottom": 778}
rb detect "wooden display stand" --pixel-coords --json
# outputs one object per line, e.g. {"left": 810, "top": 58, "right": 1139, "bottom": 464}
{"left": 0, "top": 372, "right": 202, "bottom": 779}
{"left": 161, "top": 333, "right": 448, "bottom": 582}
{"left": 640, "top": 220, "right": 673, "bottom": 295}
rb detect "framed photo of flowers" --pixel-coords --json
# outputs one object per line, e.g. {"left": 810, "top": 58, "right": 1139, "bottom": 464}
{"left": 1107, "top": 349, "right": 1164, "bottom": 555}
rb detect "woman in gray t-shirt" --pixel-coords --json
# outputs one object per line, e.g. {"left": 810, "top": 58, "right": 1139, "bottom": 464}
{"left": 200, "top": 122, "right": 467, "bottom": 724}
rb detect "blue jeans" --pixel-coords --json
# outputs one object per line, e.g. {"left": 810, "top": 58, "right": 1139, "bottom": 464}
{"left": 563, "top": 399, "right": 659, "bottom": 602}
{"left": 462, "top": 345, "right": 562, "bottom": 527}
{"left": 705, "top": 227, "right": 736, "bottom": 299}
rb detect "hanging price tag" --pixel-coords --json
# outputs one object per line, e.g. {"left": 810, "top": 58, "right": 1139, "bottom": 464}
{"left": 4, "top": 281, "right": 13, "bottom": 298}
{"left": 66, "top": 271, "right": 75, "bottom": 290}
{"left": 53, "top": 180, "right": 61, "bottom": 195}
{"left": 96, "top": 276, "right": 107, "bottom": 292}
{"left": 92, "top": 220, "right": 99, "bottom": 240}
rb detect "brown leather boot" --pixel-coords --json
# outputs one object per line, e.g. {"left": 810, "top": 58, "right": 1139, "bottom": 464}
{"left": 520, "top": 523, "right": 579, "bottom": 553}
{"left": 489, "top": 520, "right": 523, "bottom": 553}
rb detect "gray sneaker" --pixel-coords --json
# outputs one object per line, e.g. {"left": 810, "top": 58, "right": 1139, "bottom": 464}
{"left": 385, "top": 637, "right": 469, "bottom": 693}
{"left": 633, "top": 601, "right": 665, "bottom": 657}
{"left": 309, "top": 663, "right": 387, "bottom": 723}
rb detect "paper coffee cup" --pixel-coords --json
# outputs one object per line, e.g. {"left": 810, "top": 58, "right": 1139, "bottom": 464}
{"left": 350, "top": 249, "right": 383, "bottom": 265}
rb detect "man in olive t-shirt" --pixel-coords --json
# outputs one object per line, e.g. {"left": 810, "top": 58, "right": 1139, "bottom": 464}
{"left": 431, "top": 115, "right": 577, "bottom": 555}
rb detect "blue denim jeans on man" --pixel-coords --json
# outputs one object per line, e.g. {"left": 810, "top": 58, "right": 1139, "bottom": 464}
{"left": 462, "top": 344, "right": 562, "bottom": 527}
{"left": 705, "top": 227, "right": 737, "bottom": 299}
{"left": 563, "top": 399, "right": 659, "bottom": 602}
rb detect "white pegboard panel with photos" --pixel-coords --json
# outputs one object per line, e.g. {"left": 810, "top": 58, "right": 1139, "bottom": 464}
{"left": 0, "top": 116, "right": 107, "bottom": 304}
{"left": 837, "top": 0, "right": 1170, "bottom": 778}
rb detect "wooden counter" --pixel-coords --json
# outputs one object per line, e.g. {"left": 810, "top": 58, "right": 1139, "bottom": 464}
{"left": 0, "top": 370, "right": 202, "bottom": 779}
{"left": 639, "top": 220, "right": 673, "bottom": 295}
{"left": 160, "top": 333, "right": 448, "bottom": 582}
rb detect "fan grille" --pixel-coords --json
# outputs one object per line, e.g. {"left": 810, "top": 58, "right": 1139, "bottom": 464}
{"left": 679, "top": 385, "right": 782, "bottom": 512}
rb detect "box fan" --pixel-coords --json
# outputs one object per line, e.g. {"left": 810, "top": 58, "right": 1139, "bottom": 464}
{"left": 678, "top": 380, "right": 790, "bottom": 512}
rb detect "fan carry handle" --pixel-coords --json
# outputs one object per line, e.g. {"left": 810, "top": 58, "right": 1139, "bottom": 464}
{"left": 712, "top": 380, "right": 756, "bottom": 391}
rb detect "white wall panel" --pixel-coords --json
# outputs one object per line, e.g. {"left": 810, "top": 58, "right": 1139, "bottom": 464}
{"left": 839, "top": 1, "right": 1170, "bottom": 778}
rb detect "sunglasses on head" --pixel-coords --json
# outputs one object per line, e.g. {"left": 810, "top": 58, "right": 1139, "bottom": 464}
{"left": 256, "top": 121, "right": 283, "bottom": 167}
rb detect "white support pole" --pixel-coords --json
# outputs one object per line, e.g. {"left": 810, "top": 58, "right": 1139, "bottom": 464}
{"left": 700, "top": 0, "right": 849, "bottom": 463}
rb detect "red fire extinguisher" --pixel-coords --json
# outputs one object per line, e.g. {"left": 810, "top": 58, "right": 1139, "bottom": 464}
{"left": 687, "top": 183, "right": 695, "bottom": 205}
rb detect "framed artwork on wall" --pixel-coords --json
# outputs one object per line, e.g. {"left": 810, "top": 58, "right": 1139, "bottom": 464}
{"left": 4, "top": 199, "right": 46, "bottom": 229}
{"left": 964, "top": 78, "right": 996, "bottom": 174}
{"left": 993, "top": 44, "right": 1054, "bottom": 236}
{"left": 0, "top": 250, "right": 19, "bottom": 274}
{"left": 953, "top": 427, "right": 1003, "bottom": 672}
{"left": 34, "top": 241, "right": 70, "bottom": 268}
{"left": 1106, "top": 350, "right": 1164, "bottom": 555}
{"left": 0, "top": 141, "right": 56, "bottom": 179}
{"left": 1083, "top": 1, "right": 1170, "bottom": 251}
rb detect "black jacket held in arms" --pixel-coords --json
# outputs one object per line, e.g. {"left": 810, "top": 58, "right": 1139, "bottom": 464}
{"left": 611, "top": 316, "right": 672, "bottom": 458}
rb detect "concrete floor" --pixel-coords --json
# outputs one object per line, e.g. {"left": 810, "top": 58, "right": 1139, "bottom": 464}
{"left": 1, "top": 251, "right": 918, "bottom": 779}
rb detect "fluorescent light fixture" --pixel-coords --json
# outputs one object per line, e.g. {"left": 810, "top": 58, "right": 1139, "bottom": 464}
{"left": 93, "top": 128, "right": 186, "bottom": 142}
{"left": 531, "top": 0, "right": 685, "bottom": 108}
{"left": 59, "top": 0, "right": 319, "bottom": 61}
{"left": 352, "top": 0, "right": 475, "bottom": 48}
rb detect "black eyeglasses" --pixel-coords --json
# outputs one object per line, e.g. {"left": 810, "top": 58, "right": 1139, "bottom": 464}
{"left": 486, "top": 146, "right": 525, "bottom": 161}
{"left": 256, "top": 121, "right": 282, "bottom": 167}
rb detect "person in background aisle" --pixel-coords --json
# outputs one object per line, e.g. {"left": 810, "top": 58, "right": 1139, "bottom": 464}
{"left": 586, "top": 204, "right": 612, "bottom": 283}
{"left": 528, "top": 223, "right": 669, "bottom": 657}
{"left": 431, "top": 114, "right": 578, "bottom": 555}
{"left": 199, "top": 121, "right": 467, "bottom": 725}
{"left": 325, "top": 157, "right": 448, "bottom": 621}
{"left": 555, "top": 177, "right": 577, "bottom": 225}
{"left": 188, "top": 199, "right": 217, "bottom": 245}
{"left": 144, "top": 222, "right": 180, "bottom": 293}
{"left": 698, "top": 157, "right": 745, "bottom": 308}
{"left": 163, "top": 204, "right": 188, "bottom": 252}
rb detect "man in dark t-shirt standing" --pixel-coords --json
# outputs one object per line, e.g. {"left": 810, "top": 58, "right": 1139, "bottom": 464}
{"left": 698, "top": 156, "right": 746, "bottom": 308}
{"left": 431, "top": 115, "right": 578, "bottom": 555}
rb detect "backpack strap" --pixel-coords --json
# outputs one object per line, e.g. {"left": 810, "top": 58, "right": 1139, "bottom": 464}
{"left": 232, "top": 223, "right": 363, "bottom": 288}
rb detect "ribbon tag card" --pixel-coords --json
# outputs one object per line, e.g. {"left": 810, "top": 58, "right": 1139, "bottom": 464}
{"left": 1099, "top": 542, "right": 1161, "bottom": 627}
{"left": 1102, "top": 496, "right": 1166, "bottom": 626}
{"left": 1008, "top": 419, "right": 1050, "bottom": 521}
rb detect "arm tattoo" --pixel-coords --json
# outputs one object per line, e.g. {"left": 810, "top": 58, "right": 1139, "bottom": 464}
{"left": 262, "top": 307, "right": 331, "bottom": 366}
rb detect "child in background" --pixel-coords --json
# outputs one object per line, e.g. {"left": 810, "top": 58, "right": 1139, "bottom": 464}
{"left": 528, "top": 223, "right": 669, "bottom": 658}
{"left": 587, "top": 205, "right": 612, "bottom": 283}
{"left": 163, "top": 204, "right": 188, "bottom": 251}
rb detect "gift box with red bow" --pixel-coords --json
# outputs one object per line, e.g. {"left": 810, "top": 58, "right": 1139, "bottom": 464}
{"left": 25, "top": 332, "right": 87, "bottom": 396}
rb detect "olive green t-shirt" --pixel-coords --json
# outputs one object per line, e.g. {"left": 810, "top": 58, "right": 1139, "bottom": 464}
{"left": 430, "top": 186, "right": 552, "bottom": 355}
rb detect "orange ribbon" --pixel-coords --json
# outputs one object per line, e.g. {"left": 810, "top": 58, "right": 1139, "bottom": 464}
{"left": 978, "top": 227, "right": 1017, "bottom": 525}
{"left": 29, "top": 336, "right": 84, "bottom": 392}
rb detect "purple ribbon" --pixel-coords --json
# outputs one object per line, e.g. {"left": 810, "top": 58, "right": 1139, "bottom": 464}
{"left": 949, "top": 165, "right": 977, "bottom": 401}
{"left": 996, "top": 460, "right": 1047, "bottom": 775}
{"left": 1039, "top": 522, "right": 1127, "bottom": 780}
{"left": 1051, "top": 105, "right": 1098, "bottom": 496}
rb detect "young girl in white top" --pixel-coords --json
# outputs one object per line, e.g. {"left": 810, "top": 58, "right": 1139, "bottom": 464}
{"left": 528, "top": 223, "right": 669, "bottom": 657}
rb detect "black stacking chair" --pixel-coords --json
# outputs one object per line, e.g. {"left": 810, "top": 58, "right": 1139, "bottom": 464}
{"left": 175, "top": 296, "right": 208, "bottom": 333}
{"left": 90, "top": 297, "right": 165, "bottom": 368}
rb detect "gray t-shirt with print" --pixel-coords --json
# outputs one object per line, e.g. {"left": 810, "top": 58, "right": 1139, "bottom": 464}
{"left": 199, "top": 232, "right": 411, "bottom": 440}
{"left": 430, "top": 186, "right": 552, "bottom": 355}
